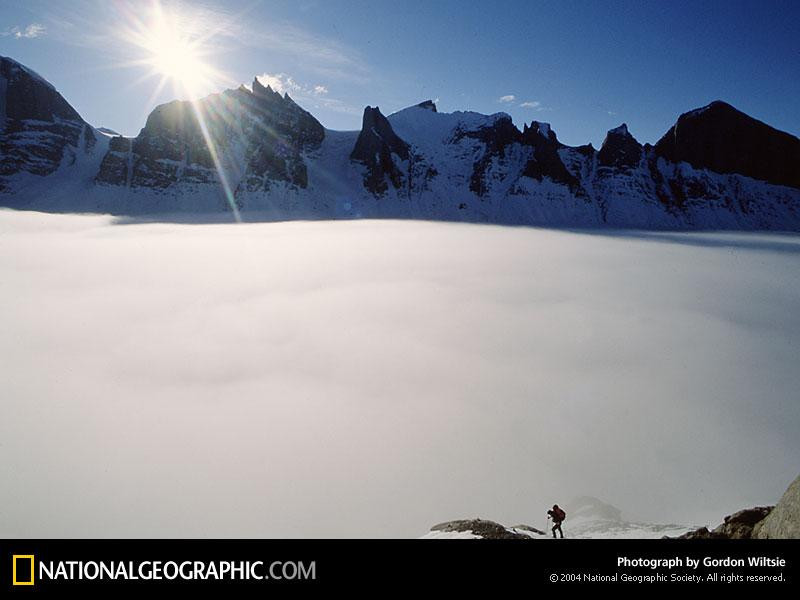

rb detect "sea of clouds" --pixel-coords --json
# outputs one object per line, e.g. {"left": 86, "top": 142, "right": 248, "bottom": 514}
{"left": 1, "top": 210, "right": 798, "bottom": 537}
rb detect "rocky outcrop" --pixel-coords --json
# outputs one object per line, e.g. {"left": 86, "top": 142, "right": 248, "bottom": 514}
{"left": 597, "top": 124, "right": 642, "bottom": 169}
{"left": 520, "top": 121, "right": 581, "bottom": 192}
{"left": 509, "top": 524, "right": 547, "bottom": 536}
{"left": 753, "top": 475, "right": 800, "bottom": 539}
{"left": 654, "top": 100, "right": 800, "bottom": 189}
{"left": 429, "top": 519, "right": 535, "bottom": 540}
{"left": 676, "top": 506, "right": 773, "bottom": 539}
{"left": 350, "top": 106, "right": 410, "bottom": 195}
{"left": 96, "top": 77, "right": 324, "bottom": 194}
{"left": 460, "top": 114, "right": 521, "bottom": 197}
{"left": 672, "top": 473, "right": 800, "bottom": 539}
{"left": 416, "top": 99, "right": 437, "bottom": 112}
{"left": 0, "top": 56, "right": 95, "bottom": 190}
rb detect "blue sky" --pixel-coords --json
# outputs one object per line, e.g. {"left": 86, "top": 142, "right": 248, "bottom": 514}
{"left": 1, "top": 0, "right": 798, "bottom": 146}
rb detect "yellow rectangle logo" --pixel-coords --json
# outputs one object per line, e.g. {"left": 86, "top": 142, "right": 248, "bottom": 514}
{"left": 12, "top": 554, "right": 35, "bottom": 586}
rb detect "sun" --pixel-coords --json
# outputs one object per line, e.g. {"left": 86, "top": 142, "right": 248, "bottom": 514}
{"left": 117, "top": 0, "right": 241, "bottom": 221}
{"left": 121, "top": 0, "right": 224, "bottom": 98}
{"left": 142, "top": 18, "right": 211, "bottom": 94}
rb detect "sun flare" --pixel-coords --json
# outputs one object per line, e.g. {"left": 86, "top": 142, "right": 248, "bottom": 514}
{"left": 117, "top": 0, "right": 240, "bottom": 220}
{"left": 143, "top": 19, "right": 210, "bottom": 94}
{"left": 122, "top": 0, "right": 224, "bottom": 98}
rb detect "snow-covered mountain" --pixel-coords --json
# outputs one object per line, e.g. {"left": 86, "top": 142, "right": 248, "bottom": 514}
{"left": 0, "top": 57, "right": 100, "bottom": 193}
{"left": 2, "top": 55, "right": 799, "bottom": 229}
{"left": 563, "top": 497, "right": 695, "bottom": 539}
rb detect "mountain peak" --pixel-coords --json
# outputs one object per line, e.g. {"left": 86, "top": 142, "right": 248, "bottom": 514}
{"left": 350, "top": 106, "right": 410, "bottom": 195}
{"left": 522, "top": 120, "right": 556, "bottom": 144}
{"left": 571, "top": 496, "right": 623, "bottom": 522}
{"left": 0, "top": 55, "right": 91, "bottom": 190}
{"left": 251, "top": 76, "right": 280, "bottom": 98}
{"left": 708, "top": 99, "right": 733, "bottom": 109}
{"left": 533, "top": 121, "right": 552, "bottom": 139}
{"left": 416, "top": 99, "right": 437, "bottom": 112}
{"left": 608, "top": 123, "right": 629, "bottom": 136}
{"left": 598, "top": 123, "right": 642, "bottom": 168}
{"left": 655, "top": 100, "right": 800, "bottom": 188}
{"left": 0, "top": 55, "right": 55, "bottom": 91}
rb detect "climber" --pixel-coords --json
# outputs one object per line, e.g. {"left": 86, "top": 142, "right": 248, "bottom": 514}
{"left": 547, "top": 504, "right": 566, "bottom": 538}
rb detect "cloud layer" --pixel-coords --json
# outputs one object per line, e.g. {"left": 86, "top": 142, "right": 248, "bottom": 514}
{"left": 1, "top": 211, "right": 798, "bottom": 537}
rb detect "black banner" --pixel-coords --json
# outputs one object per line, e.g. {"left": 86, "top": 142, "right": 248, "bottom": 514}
{"left": 1, "top": 539, "right": 797, "bottom": 592}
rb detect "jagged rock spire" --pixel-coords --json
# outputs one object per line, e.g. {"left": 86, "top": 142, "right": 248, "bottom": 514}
{"left": 350, "top": 106, "right": 410, "bottom": 195}
{"left": 598, "top": 123, "right": 642, "bottom": 168}
{"left": 251, "top": 76, "right": 280, "bottom": 99}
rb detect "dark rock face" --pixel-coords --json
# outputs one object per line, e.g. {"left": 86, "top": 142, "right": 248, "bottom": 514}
{"left": 0, "top": 56, "right": 93, "bottom": 190}
{"left": 597, "top": 124, "right": 643, "bottom": 169}
{"left": 429, "top": 519, "right": 533, "bottom": 540}
{"left": 96, "top": 77, "right": 324, "bottom": 193}
{"left": 416, "top": 99, "right": 437, "bottom": 112}
{"left": 710, "top": 506, "right": 774, "bottom": 539}
{"left": 460, "top": 115, "right": 520, "bottom": 196}
{"left": 675, "top": 506, "right": 774, "bottom": 539}
{"left": 719, "top": 507, "right": 775, "bottom": 538}
{"left": 350, "top": 106, "right": 410, "bottom": 195}
{"left": 520, "top": 121, "right": 581, "bottom": 191}
{"left": 654, "top": 100, "right": 800, "bottom": 189}
{"left": 95, "top": 136, "right": 133, "bottom": 186}
{"left": 676, "top": 526, "right": 723, "bottom": 540}
{"left": 574, "top": 143, "right": 596, "bottom": 158}
{"left": 671, "top": 474, "right": 800, "bottom": 540}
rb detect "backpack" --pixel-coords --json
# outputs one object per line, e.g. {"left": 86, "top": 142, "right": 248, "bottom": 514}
{"left": 554, "top": 507, "right": 566, "bottom": 521}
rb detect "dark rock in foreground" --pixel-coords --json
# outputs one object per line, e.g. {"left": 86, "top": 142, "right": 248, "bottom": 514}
{"left": 509, "top": 524, "right": 547, "bottom": 536}
{"left": 754, "top": 475, "right": 800, "bottom": 539}
{"left": 676, "top": 506, "right": 773, "bottom": 539}
{"left": 429, "top": 519, "right": 534, "bottom": 540}
{"left": 671, "top": 472, "right": 800, "bottom": 539}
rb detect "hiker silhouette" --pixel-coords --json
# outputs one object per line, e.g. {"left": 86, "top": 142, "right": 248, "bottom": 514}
{"left": 547, "top": 504, "right": 566, "bottom": 538}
